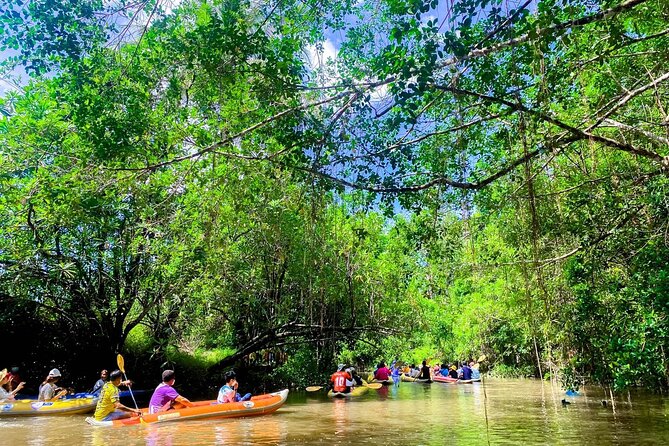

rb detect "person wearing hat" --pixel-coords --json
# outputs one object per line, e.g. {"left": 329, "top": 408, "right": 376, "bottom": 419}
{"left": 148, "top": 370, "right": 192, "bottom": 414}
{"left": 0, "top": 369, "right": 25, "bottom": 401}
{"left": 93, "top": 370, "right": 142, "bottom": 421}
{"left": 448, "top": 365, "right": 458, "bottom": 379}
{"left": 38, "top": 368, "right": 67, "bottom": 402}
{"left": 330, "top": 364, "right": 352, "bottom": 394}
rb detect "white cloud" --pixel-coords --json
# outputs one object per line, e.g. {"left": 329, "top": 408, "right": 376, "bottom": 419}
{"left": 305, "top": 39, "right": 338, "bottom": 70}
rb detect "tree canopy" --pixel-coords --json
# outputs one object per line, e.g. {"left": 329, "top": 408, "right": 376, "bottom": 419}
{"left": 2, "top": 0, "right": 669, "bottom": 392}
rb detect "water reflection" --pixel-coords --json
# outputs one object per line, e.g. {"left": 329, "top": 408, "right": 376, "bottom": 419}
{"left": 2, "top": 380, "right": 669, "bottom": 445}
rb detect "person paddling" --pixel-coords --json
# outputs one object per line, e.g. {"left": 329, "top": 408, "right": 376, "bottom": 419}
{"left": 38, "top": 369, "right": 67, "bottom": 402}
{"left": 330, "top": 364, "right": 352, "bottom": 394}
{"left": 418, "top": 360, "right": 431, "bottom": 380}
{"left": 148, "top": 370, "right": 193, "bottom": 414}
{"left": 217, "top": 370, "right": 251, "bottom": 403}
{"left": 93, "top": 370, "right": 142, "bottom": 421}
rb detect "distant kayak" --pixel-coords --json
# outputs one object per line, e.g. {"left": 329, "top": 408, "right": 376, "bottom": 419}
{"left": 400, "top": 374, "right": 431, "bottom": 383}
{"left": 1, "top": 395, "right": 98, "bottom": 416}
{"left": 432, "top": 376, "right": 459, "bottom": 383}
{"left": 86, "top": 389, "right": 288, "bottom": 427}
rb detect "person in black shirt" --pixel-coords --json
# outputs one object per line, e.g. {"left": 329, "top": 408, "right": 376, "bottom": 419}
{"left": 419, "top": 360, "right": 431, "bottom": 380}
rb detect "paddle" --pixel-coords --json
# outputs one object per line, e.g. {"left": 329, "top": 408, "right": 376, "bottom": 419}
{"left": 116, "top": 354, "right": 140, "bottom": 411}
{"left": 307, "top": 382, "right": 382, "bottom": 392}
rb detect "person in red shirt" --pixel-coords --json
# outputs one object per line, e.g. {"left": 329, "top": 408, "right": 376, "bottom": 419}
{"left": 330, "top": 364, "right": 352, "bottom": 393}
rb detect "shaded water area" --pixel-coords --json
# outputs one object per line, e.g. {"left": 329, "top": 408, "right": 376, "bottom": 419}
{"left": 2, "top": 379, "right": 668, "bottom": 445}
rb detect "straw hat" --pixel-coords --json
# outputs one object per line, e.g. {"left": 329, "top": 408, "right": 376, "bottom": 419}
{"left": 0, "top": 369, "right": 8, "bottom": 382}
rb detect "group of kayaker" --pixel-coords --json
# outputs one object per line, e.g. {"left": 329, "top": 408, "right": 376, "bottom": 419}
{"left": 1, "top": 364, "right": 253, "bottom": 423}
{"left": 404, "top": 360, "right": 481, "bottom": 380}
{"left": 361, "top": 359, "right": 482, "bottom": 383}
{"left": 0, "top": 367, "right": 75, "bottom": 403}
{"left": 92, "top": 368, "right": 252, "bottom": 423}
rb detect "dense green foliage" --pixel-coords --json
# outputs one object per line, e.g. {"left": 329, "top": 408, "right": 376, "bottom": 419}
{"left": 2, "top": 0, "right": 669, "bottom": 394}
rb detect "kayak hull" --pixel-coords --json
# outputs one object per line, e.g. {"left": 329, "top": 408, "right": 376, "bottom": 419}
{"left": 86, "top": 389, "right": 288, "bottom": 427}
{"left": 401, "top": 374, "right": 431, "bottom": 383}
{"left": 369, "top": 379, "right": 393, "bottom": 385}
{"left": 328, "top": 386, "right": 370, "bottom": 398}
{"left": 433, "top": 375, "right": 459, "bottom": 384}
{"left": 1, "top": 397, "right": 98, "bottom": 416}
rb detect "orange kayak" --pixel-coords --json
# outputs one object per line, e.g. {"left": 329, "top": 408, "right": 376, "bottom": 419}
{"left": 86, "top": 389, "right": 288, "bottom": 427}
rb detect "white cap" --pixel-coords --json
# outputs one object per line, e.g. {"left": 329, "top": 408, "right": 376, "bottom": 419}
{"left": 48, "top": 368, "right": 61, "bottom": 378}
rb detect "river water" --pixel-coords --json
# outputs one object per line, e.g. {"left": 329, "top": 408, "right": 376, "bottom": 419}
{"left": 2, "top": 379, "right": 668, "bottom": 445}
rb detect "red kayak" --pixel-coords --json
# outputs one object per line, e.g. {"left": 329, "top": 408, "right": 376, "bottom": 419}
{"left": 432, "top": 375, "right": 459, "bottom": 383}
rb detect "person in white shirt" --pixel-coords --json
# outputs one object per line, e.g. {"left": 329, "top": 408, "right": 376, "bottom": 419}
{"left": 0, "top": 368, "right": 25, "bottom": 401}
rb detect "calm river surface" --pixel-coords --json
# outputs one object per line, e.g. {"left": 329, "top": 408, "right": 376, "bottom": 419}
{"left": 2, "top": 379, "right": 668, "bottom": 445}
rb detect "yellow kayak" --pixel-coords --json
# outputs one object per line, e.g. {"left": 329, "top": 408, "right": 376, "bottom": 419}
{"left": 328, "top": 385, "right": 370, "bottom": 398}
{"left": 401, "top": 374, "right": 431, "bottom": 383}
{"left": 0, "top": 397, "right": 98, "bottom": 416}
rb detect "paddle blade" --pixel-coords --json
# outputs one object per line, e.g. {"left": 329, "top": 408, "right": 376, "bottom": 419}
{"left": 365, "top": 383, "right": 383, "bottom": 390}
{"left": 305, "top": 386, "right": 323, "bottom": 392}
{"left": 117, "top": 354, "right": 125, "bottom": 374}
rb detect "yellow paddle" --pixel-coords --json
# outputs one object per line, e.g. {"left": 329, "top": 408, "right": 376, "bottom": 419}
{"left": 116, "top": 354, "right": 140, "bottom": 411}
{"left": 306, "top": 386, "right": 323, "bottom": 392}
{"left": 364, "top": 382, "right": 383, "bottom": 390}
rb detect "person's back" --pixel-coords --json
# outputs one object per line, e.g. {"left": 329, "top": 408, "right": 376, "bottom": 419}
{"left": 331, "top": 365, "right": 351, "bottom": 393}
{"left": 375, "top": 367, "right": 390, "bottom": 380}
{"left": 419, "top": 361, "right": 430, "bottom": 380}
{"left": 149, "top": 370, "right": 191, "bottom": 413}
{"left": 345, "top": 368, "right": 363, "bottom": 387}
{"left": 461, "top": 365, "right": 472, "bottom": 380}
{"left": 448, "top": 367, "right": 458, "bottom": 379}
